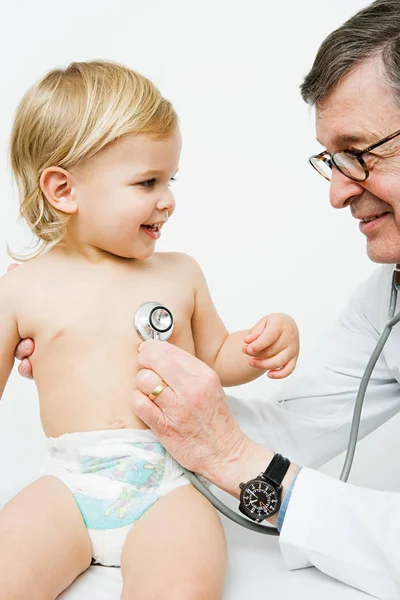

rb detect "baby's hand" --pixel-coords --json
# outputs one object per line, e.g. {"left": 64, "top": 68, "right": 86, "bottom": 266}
{"left": 242, "top": 313, "right": 299, "bottom": 378}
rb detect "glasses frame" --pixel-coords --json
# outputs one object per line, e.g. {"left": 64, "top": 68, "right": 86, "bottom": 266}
{"left": 309, "top": 127, "right": 400, "bottom": 182}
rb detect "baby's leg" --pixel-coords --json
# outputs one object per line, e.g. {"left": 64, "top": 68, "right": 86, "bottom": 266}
{"left": 120, "top": 484, "right": 227, "bottom": 600}
{"left": 0, "top": 475, "right": 92, "bottom": 600}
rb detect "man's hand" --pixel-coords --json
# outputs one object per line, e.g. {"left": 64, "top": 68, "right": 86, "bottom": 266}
{"left": 132, "top": 340, "right": 299, "bottom": 505}
{"left": 5, "top": 264, "right": 35, "bottom": 379}
{"left": 132, "top": 340, "right": 252, "bottom": 488}
{"left": 14, "top": 338, "right": 35, "bottom": 379}
{"left": 242, "top": 313, "right": 299, "bottom": 379}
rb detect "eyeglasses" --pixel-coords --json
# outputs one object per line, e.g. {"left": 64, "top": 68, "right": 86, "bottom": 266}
{"left": 309, "top": 128, "right": 400, "bottom": 182}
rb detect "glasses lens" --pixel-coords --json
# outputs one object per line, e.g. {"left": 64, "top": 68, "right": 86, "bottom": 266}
{"left": 332, "top": 152, "right": 367, "bottom": 182}
{"left": 309, "top": 156, "right": 332, "bottom": 180}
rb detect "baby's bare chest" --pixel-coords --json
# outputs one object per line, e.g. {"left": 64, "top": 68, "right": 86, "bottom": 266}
{"left": 17, "top": 265, "right": 195, "bottom": 352}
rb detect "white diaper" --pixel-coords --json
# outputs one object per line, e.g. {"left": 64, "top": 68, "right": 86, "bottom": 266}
{"left": 40, "top": 429, "right": 190, "bottom": 566}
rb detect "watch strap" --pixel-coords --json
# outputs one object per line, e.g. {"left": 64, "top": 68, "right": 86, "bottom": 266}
{"left": 261, "top": 453, "right": 290, "bottom": 487}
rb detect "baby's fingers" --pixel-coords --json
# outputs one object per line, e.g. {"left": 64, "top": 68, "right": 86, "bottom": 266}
{"left": 248, "top": 348, "right": 291, "bottom": 371}
{"left": 245, "top": 325, "right": 281, "bottom": 355}
{"left": 244, "top": 317, "right": 267, "bottom": 345}
{"left": 267, "top": 357, "right": 297, "bottom": 379}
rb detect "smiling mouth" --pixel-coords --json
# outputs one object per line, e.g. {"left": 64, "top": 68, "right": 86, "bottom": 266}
{"left": 141, "top": 223, "right": 162, "bottom": 232}
{"left": 360, "top": 212, "right": 390, "bottom": 223}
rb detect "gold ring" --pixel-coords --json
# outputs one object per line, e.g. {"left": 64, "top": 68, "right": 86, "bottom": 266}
{"left": 148, "top": 380, "right": 168, "bottom": 401}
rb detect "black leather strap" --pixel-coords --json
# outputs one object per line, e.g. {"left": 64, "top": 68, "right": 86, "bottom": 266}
{"left": 262, "top": 453, "right": 290, "bottom": 487}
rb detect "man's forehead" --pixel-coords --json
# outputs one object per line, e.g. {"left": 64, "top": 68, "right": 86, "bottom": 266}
{"left": 314, "top": 57, "right": 400, "bottom": 148}
{"left": 315, "top": 102, "right": 377, "bottom": 149}
{"left": 315, "top": 128, "right": 373, "bottom": 148}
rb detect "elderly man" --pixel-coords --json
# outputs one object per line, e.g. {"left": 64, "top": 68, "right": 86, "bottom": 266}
{"left": 13, "top": 0, "right": 400, "bottom": 597}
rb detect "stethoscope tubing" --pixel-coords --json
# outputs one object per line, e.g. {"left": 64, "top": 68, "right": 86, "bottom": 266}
{"left": 340, "top": 265, "right": 400, "bottom": 482}
{"left": 134, "top": 266, "right": 400, "bottom": 535}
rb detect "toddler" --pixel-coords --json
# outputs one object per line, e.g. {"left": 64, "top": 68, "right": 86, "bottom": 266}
{"left": 0, "top": 60, "right": 299, "bottom": 600}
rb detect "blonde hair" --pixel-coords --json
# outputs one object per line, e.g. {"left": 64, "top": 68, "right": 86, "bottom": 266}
{"left": 9, "top": 60, "right": 178, "bottom": 260}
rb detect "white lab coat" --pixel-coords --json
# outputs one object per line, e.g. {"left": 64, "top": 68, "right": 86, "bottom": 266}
{"left": 228, "top": 264, "right": 400, "bottom": 599}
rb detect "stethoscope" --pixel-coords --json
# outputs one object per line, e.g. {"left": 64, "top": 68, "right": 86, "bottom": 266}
{"left": 134, "top": 265, "right": 400, "bottom": 536}
{"left": 134, "top": 302, "right": 175, "bottom": 341}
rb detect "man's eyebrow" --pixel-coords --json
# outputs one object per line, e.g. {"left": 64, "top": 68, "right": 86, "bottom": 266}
{"left": 316, "top": 133, "right": 374, "bottom": 148}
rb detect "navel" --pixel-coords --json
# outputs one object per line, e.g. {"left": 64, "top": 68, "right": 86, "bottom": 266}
{"left": 109, "top": 418, "right": 127, "bottom": 429}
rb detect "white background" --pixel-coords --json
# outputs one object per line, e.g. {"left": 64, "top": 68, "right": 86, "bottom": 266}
{"left": 1, "top": 0, "right": 397, "bottom": 506}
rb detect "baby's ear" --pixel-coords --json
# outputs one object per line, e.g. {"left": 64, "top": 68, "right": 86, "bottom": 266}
{"left": 39, "top": 167, "right": 77, "bottom": 214}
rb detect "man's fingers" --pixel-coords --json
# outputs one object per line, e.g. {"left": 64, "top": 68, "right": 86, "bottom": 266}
{"left": 14, "top": 338, "right": 35, "bottom": 360}
{"left": 137, "top": 340, "right": 205, "bottom": 389}
{"left": 136, "top": 368, "right": 163, "bottom": 393}
{"left": 136, "top": 368, "right": 174, "bottom": 397}
{"left": 18, "top": 358, "right": 33, "bottom": 379}
{"left": 131, "top": 390, "right": 164, "bottom": 429}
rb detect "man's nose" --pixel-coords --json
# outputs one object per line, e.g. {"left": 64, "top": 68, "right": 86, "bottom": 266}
{"left": 329, "top": 168, "right": 365, "bottom": 209}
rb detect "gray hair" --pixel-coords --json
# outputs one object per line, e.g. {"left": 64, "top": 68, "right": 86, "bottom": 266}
{"left": 301, "top": 0, "right": 400, "bottom": 106}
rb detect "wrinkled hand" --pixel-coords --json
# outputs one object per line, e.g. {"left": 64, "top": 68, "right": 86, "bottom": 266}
{"left": 6, "top": 264, "right": 35, "bottom": 379}
{"left": 242, "top": 313, "right": 299, "bottom": 378}
{"left": 131, "top": 340, "right": 247, "bottom": 481}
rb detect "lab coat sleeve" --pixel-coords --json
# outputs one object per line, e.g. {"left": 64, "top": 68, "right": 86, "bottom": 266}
{"left": 279, "top": 467, "right": 400, "bottom": 599}
{"left": 228, "top": 265, "right": 400, "bottom": 467}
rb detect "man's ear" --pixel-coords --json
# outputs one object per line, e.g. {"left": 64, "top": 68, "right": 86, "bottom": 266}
{"left": 39, "top": 167, "right": 78, "bottom": 215}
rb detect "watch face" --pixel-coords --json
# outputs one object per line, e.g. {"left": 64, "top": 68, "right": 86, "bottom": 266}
{"left": 240, "top": 479, "right": 280, "bottom": 520}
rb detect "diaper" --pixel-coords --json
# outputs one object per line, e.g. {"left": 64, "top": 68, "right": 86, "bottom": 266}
{"left": 40, "top": 429, "right": 190, "bottom": 566}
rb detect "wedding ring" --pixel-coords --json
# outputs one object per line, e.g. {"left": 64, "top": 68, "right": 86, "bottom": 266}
{"left": 148, "top": 380, "right": 169, "bottom": 401}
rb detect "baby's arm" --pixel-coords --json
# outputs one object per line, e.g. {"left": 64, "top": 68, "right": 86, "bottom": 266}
{"left": 189, "top": 255, "right": 299, "bottom": 386}
{"left": 0, "top": 273, "right": 20, "bottom": 399}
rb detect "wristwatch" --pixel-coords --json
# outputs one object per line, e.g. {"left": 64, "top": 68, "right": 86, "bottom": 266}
{"left": 238, "top": 453, "right": 291, "bottom": 522}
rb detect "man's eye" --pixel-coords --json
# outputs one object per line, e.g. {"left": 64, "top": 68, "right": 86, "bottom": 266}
{"left": 139, "top": 178, "right": 157, "bottom": 188}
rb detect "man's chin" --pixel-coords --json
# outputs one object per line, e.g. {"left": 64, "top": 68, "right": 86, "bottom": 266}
{"left": 366, "top": 242, "right": 400, "bottom": 265}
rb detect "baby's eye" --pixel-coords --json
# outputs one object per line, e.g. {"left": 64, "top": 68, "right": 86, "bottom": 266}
{"left": 139, "top": 178, "right": 157, "bottom": 188}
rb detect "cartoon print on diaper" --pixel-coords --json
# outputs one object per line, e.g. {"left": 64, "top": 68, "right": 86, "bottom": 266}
{"left": 74, "top": 442, "right": 167, "bottom": 530}
{"left": 79, "top": 441, "right": 166, "bottom": 485}
{"left": 111, "top": 457, "right": 137, "bottom": 482}
{"left": 104, "top": 459, "right": 166, "bottom": 520}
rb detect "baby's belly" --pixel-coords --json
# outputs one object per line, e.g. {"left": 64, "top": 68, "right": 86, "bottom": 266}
{"left": 32, "top": 346, "right": 147, "bottom": 438}
{"left": 39, "top": 390, "right": 146, "bottom": 438}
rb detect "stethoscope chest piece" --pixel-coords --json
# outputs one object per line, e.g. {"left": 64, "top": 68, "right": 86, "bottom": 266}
{"left": 134, "top": 301, "right": 174, "bottom": 341}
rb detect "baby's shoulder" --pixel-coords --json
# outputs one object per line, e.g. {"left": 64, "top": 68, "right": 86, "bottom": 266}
{"left": 153, "top": 252, "right": 202, "bottom": 277}
{"left": 0, "top": 254, "right": 52, "bottom": 299}
{"left": 0, "top": 264, "right": 27, "bottom": 310}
